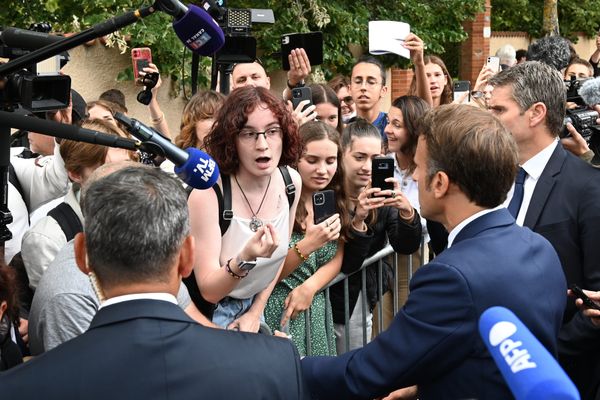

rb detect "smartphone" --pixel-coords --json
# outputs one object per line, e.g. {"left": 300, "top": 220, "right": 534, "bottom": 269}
{"left": 292, "top": 87, "right": 313, "bottom": 112}
{"left": 132, "top": 47, "right": 152, "bottom": 83}
{"left": 371, "top": 156, "right": 395, "bottom": 194}
{"left": 570, "top": 284, "right": 600, "bottom": 311}
{"left": 313, "top": 189, "right": 336, "bottom": 225}
{"left": 281, "top": 31, "right": 324, "bottom": 70}
{"left": 453, "top": 80, "right": 471, "bottom": 104}
{"left": 487, "top": 56, "right": 500, "bottom": 73}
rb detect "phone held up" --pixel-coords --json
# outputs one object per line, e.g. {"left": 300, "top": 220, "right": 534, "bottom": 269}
{"left": 313, "top": 190, "right": 336, "bottom": 225}
{"left": 132, "top": 47, "right": 152, "bottom": 84}
{"left": 570, "top": 284, "right": 600, "bottom": 311}
{"left": 371, "top": 156, "right": 394, "bottom": 196}
{"left": 292, "top": 87, "right": 313, "bottom": 113}
{"left": 486, "top": 56, "right": 500, "bottom": 74}
{"left": 453, "top": 80, "right": 471, "bottom": 104}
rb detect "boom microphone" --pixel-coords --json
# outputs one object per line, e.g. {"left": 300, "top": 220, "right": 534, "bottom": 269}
{"left": 0, "top": 110, "right": 139, "bottom": 151}
{"left": 0, "top": 27, "right": 65, "bottom": 51}
{"left": 478, "top": 307, "right": 580, "bottom": 400}
{"left": 113, "top": 112, "right": 219, "bottom": 190}
{"left": 578, "top": 77, "right": 600, "bottom": 107}
{"left": 157, "top": 0, "right": 225, "bottom": 56}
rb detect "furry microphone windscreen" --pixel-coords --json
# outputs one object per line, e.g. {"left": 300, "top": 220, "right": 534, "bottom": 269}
{"left": 527, "top": 36, "right": 571, "bottom": 71}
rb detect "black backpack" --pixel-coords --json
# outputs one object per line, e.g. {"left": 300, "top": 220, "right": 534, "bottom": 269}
{"left": 183, "top": 166, "right": 296, "bottom": 319}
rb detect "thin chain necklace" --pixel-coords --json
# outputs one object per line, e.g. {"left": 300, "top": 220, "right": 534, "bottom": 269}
{"left": 234, "top": 174, "right": 272, "bottom": 232}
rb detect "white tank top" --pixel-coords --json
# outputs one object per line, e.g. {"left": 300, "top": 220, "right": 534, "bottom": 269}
{"left": 220, "top": 208, "right": 290, "bottom": 299}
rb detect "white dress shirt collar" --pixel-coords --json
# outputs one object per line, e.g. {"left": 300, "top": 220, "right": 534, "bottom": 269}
{"left": 99, "top": 292, "right": 178, "bottom": 309}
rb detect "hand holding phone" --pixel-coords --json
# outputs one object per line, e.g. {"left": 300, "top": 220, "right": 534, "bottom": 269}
{"left": 453, "top": 80, "right": 471, "bottom": 104}
{"left": 371, "top": 157, "right": 395, "bottom": 196}
{"left": 292, "top": 87, "right": 313, "bottom": 112}
{"left": 486, "top": 56, "right": 500, "bottom": 74}
{"left": 570, "top": 284, "right": 600, "bottom": 311}
{"left": 132, "top": 47, "right": 152, "bottom": 84}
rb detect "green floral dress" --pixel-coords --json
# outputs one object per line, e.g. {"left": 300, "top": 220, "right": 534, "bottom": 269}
{"left": 265, "top": 232, "right": 338, "bottom": 356}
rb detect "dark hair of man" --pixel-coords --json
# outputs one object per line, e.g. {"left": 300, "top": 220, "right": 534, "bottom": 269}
{"left": 327, "top": 75, "right": 351, "bottom": 93}
{"left": 310, "top": 83, "right": 343, "bottom": 133}
{"left": 566, "top": 57, "right": 594, "bottom": 77}
{"left": 294, "top": 121, "right": 349, "bottom": 239}
{"left": 489, "top": 61, "right": 566, "bottom": 137}
{"left": 418, "top": 104, "right": 518, "bottom": 208}
{"left": 99, "top": 89, "right": 127, "bottom": 112}
{"left": 515, "top": 49, "right": 527, "bottom": 61}
{"left": 391, "top": 95, "right": 431, "bottom": 173}
{"left": 341, "top": 117, "right": 382, "bottom": 151}
{"left": 352, "top": 55, "right": 386, "bottom": 86}
{"left": 81, "top": 166, "right": 190, "bottom": 287}
{"left": 527, "top": 36, "right": 571, "bottom": 71}
{"left": 0, "top": 262, "right": 20, "bottom": 326}
{"left": 204, "top": 86, "right": 301, "bottom": 175}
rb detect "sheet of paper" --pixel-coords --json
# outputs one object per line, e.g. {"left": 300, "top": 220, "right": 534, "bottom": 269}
{"left": 369, "top": 21, "right": 411, "bottom": 59}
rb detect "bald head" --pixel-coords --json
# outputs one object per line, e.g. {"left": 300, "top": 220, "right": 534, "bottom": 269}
{"left": 231, "top": 62, "right": 270, "bottom": 89}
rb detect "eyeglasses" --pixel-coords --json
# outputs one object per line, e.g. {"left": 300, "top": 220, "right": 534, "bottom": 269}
{"left": 238, "top": 126, "right": 283, "bottom": 142}
{"left": 351, "top": 79, "right": 381, "bottom": 89}
{"left": 340, "top": 96, "right": 354, "bottom": 105}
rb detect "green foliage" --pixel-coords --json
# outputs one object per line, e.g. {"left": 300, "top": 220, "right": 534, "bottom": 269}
{"left": 492, "top": 0, "right": 600, "bottom": 40}
{"left": 1, "top": 0, "right": 485, "bottom": 92}
{"left": 239, "top": 0, "right": 485, "bottom": 78}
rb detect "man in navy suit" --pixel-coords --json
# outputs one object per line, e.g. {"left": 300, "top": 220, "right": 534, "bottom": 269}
{"left": 302, "top": 105, "right": 567, "bottom": 399}
{"left": 0, "top": 165, "right": 309, "bottom": 400}
{"left": 489, "top": 61, "right": 600, "bottom": 400}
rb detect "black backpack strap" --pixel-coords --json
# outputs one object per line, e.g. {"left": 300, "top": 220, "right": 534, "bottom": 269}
{"left": 47, "top": 203, "right": 83, "bottom": 242}
{"left": 218, "top": 175, "right": 233, "bottom": 234}
{"left": 278, "top": 165, "right": 296, "bottom": 209}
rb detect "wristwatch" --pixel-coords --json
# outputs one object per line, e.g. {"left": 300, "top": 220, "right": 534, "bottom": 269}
{"left": 471, "top": 90, "right": 484, "bottom": 99}
{"left": 236, "top": 257, "right": 257, "bottom": 272}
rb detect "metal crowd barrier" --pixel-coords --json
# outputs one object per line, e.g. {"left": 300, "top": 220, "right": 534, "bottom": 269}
{"left": 303, "top": 237, "right": 428, "bottom": 356}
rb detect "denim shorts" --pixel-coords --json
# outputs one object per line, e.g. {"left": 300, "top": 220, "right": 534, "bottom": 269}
{"left": 212, "top": 296, "right": 254, "bottom": 329}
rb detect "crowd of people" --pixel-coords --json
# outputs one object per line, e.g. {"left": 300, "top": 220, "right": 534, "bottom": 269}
{"left": 0, "top": 28, "right": 599, "bottom": 400}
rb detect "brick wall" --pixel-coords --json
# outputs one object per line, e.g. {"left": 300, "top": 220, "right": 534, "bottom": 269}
{"left": 459, "top": 0, "right": 491, "bottom": 84}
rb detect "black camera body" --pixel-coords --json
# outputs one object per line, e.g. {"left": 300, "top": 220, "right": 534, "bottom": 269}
{"left": 562, "top": 108, "right": 600, "bottom": 143}
{"left": 0, "top": 26, "right": 71, "bottom": 113}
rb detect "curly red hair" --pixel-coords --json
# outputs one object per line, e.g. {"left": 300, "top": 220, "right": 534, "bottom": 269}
{"left": 203, "top": 86, "right": 301, "bottom": 175}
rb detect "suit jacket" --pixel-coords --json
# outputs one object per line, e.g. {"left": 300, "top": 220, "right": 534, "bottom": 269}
{"left": 302, "top": 209, "right": 567, "bottom": 400}
{"left": 524, "top": 144, "right": 600, "bottom": 399}
{"left": 0, "top": 299, "right": 309, "bottom": 400}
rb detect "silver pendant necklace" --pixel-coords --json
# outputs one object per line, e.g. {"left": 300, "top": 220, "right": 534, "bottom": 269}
{"left": 234, "top": 174, "right": 272, "bottom": 232}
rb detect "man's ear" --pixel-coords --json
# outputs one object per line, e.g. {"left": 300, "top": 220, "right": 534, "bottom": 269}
{"left": 74, "top": 232, "right": 91, "bottom": 276}
{"left": 379, "top": 84, "right": 388, "bottom": 99}
{"left": 177, "top": 235, "right": 195, "bottom": 279}
{"left": 431, "top": 171, "right": 450, "bottom": 199}
{"left": 528, "top": 102, "right": 547, "bottom": 128}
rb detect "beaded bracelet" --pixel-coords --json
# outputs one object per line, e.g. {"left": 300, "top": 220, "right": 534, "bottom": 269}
{"left": 293, "top": 243, "right": 308, "bottom": 262}
{"left": 225, "top": 258, "right": 248, "bottom": 279}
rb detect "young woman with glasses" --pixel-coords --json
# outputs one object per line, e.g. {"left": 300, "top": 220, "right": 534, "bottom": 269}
{"left": 187, "top": 86, "right": 302, "bottom": 332}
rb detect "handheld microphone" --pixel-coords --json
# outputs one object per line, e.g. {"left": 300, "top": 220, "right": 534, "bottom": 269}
{"left": 578, "top": 77, "right": 600, "bottom": 107}
{"left": 113, "top": 112, "right": 219, "bottom": 189}
{"left": 157, "top": 0, "right": 225, "bottom": 56}
{"left": 479, "top": 307, "right": 580, "bottom": 400}
{"left": 0, "top": 110, "right": 139, "bottom": 151}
